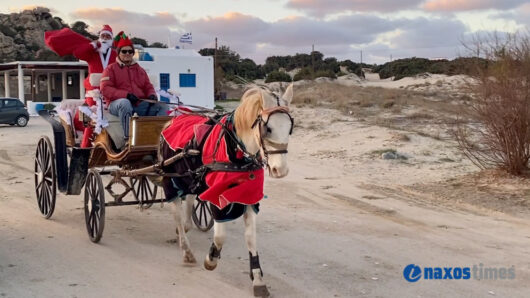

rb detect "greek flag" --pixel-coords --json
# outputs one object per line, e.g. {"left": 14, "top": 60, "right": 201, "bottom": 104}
{"left": 179, "top": 32, "right": 192, "bottom": 44}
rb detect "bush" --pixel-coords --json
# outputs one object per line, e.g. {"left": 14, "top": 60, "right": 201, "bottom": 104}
{"left": 455, "top": 33, "right": 530, "bottom": 175}
{"left": 293, "top": 67, "right": 313, "bottom": 81}
{"left": 293, "top": 67, "right": 337, "bottom": 81}
{"left": 265, "top": 70, "right": 292, "bottom": 83}
{"left": 375, "top": 57, "right": 489, "bottom": 80}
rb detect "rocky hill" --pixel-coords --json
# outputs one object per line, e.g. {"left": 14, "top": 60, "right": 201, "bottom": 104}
{"left": 0, "top": 7, "right": 68, "bottom": 62}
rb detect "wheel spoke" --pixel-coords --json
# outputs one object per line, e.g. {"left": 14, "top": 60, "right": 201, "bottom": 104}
{"left": 202, "top": 203, "right": 208, "bottom": 226}
{"left": 146, "top": 180, "right": 153, "bottom": 198}
{"left": 36, "top": 178, "right": 44, "bottom": 193}
{"left": 199, "top": 202, "right": 204, "bottom": 226}
{"left": 41, "top": 183, "right": 49, "bottom": 215}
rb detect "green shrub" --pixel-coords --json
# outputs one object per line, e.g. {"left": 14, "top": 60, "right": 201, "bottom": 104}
{"left": 265, "top": 70, "right": 292, "bottom": 83}
{"left": 43, "top": 104, "right": 56, "bottom": 110}
{"left": 293, "top": 67, "right": 313, "bottom": 81}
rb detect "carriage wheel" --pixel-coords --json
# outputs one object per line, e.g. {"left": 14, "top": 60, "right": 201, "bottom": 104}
{"left": 84, "top": 169, "right": 106, "bottom": 243}
{"left": 192, "top": 197, "right": 214, "bottom": 232}
{"left": 34, "top": 136, "right": 56, "bottom": 219}
{"left": 130, "top": 176, "right": 157, "bottom": 209}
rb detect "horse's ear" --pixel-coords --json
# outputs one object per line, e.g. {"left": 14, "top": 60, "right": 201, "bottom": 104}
{"left": 282, "top": 83, "right": 293, "bottom": 105}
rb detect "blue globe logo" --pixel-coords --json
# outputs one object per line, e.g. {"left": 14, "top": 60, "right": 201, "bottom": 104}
{"left": 403, "top": 264, "right": 422, "bottom": 282}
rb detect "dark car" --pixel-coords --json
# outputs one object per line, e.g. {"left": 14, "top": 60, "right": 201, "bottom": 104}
{"left": 0, "top": 98, "right": 29, "bottom": 127}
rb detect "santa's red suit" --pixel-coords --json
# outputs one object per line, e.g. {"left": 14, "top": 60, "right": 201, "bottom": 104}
{"left": 45, "top": 25, "right": 118, "bottom": 147}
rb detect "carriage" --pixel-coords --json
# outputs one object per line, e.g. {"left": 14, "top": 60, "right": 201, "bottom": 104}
{"left": 34, "top": 95, "right": 214, "bottom": 243}
{"left": 34, "top": 83, "right": 294, "bottom": 297}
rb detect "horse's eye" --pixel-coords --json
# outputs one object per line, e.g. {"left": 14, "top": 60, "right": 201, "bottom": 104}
{"left": 266, "top": 127, "right": 272, "bottom": 134}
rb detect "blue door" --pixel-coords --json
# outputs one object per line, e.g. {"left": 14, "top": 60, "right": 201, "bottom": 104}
{"left": 159, "top": 73, "right": 170, "bottom": 102}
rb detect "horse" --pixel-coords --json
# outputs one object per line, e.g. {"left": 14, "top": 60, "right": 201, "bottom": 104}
{"left": 158, "top": 84, "right": 294, "bottom": 296}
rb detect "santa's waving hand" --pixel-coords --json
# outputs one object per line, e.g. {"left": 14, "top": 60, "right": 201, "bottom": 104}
{"left": 46, "top": 25, "right": 118, "bottom": 106}
{"left": 45, "top": 25, "right": 118, "bottom": 148}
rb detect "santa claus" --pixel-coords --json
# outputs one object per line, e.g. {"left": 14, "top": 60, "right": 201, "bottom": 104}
{"left": 45, "top": 25, "right": 118, "bottom": 147}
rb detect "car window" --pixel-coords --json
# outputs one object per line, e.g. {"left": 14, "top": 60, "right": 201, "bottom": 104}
{"left": 4, "top": 99, "right": 17, "bottom": 108}
{"left": 17, "top": 101, "right": 25, "bottom": 108}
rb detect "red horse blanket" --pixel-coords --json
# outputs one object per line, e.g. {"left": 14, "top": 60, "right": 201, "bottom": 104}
{"left": 162, "top": 114, "right": 264, "bottom": 209}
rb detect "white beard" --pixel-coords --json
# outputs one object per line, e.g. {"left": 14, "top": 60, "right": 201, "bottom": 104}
{"left": 98, "top": 40, "right": 111, "bottom": 54}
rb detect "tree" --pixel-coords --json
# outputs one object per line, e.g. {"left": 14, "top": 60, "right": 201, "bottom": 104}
{"left": 71, "top": 21, "right": 97, "bottom": 39}
{"left": 131, "top": 37, "right": 148, "bottom": 47}
{"left": 149, "top": 42, "right": 167, "bottom": 48}
{"left": 455, "top": 32, "right": 530, "bottom": 175}
{"left": 265, "top": 71, "right": 292, "bottom": 83}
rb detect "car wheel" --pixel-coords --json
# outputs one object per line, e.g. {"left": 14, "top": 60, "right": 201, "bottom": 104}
{"left": 16, "top": 116, "right": 28, "bottom": 127}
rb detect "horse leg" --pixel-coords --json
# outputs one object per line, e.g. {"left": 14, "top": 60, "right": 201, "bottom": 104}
{"left": 175, "top": 195, "right": 193, "bottom": 235}
{"left": 184, "top": 195, "right": 195, "bottom": 233}
{"left": 171, "top": 199, "right": 196, "bottom": 264}
{"left": 244, "top": 207, "right": 269, "bottom": 297}
{"left": 204, "top": 221, "right": 225, "bottom": 271}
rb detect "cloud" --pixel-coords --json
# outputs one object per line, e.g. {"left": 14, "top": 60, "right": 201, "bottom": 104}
{"left": 184, "top": 12, "right": 269, "bottom": 39}
{"left": 389, "top": 17, "right": 468, "bottom": 49}
{"left": 184, "top": 13, "right": 396, "bottom": 49}
{"left": 72, "top": 8, "right": 182, "bottom": 43}
{"left": 423, "top": 0, "right": 527, "bottom": 12}
{"left": 515, "top": 3, "right": 530, "bottom": 26}
{"left": 180, "top": 11, "right": 478, "bottom": 63}
{"left": 69, "top": 7, "right": 477, "bottom": 64}
{"left": 285, "top": 0, "right": 423, "bottom": 17}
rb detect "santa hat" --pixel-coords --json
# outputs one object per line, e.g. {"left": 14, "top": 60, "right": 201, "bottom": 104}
{"left": 99, "top": 24, "right": 113, "bottom": 36}
{"left": 113, "top": 31, "right": 133, "bottom": 49}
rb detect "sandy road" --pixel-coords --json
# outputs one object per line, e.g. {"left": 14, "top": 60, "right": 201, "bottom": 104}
{"left": 1, "top": 116, "right": 529, "bottom": 297}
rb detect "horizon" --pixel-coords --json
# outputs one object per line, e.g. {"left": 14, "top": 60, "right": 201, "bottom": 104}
{"left": 0, "top": 0, "right": 527, "bottom": 64}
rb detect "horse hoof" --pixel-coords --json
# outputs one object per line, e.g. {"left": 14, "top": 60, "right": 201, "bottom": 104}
{"left": 204, "top": 259, "right": 217, "bottom": 271}
{"left": 253, "top": 285, "right": 270, "bottom": 297}
{"left": 183, "top": 252, "right": 197, "bottom": 264}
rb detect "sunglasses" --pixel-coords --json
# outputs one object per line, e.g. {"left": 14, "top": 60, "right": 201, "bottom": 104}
{"left": 120, "top": 49, "right": 134, "bottom": 54}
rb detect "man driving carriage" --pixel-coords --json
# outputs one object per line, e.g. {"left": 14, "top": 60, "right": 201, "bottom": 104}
{"left": 101, "top": 32, "right": 169, "bottom": 140}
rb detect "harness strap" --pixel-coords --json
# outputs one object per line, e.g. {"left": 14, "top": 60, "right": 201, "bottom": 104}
{"left": 205, "top": 162, "right": 262, "bottom": 172}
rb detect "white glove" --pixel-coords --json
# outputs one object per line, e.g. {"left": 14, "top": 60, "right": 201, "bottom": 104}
{"left": 90, "top": 41, "right": 101, "bottom": 49}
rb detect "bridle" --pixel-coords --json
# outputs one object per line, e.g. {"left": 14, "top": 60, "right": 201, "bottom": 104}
{"left": 251, "top": 105, "right": 294, "bottom": 160}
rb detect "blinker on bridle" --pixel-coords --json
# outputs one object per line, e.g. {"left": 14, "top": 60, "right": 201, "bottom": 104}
{"left": 251, "top": 105, "right": 294, "bottom": 156}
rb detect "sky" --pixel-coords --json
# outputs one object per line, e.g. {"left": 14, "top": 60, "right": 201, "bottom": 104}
{"left": 1, "top": 0, "right": 528, "bottom": 64}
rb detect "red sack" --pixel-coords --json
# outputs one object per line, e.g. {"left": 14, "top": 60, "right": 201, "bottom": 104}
{"left": 45, "top": 28, "right": 91, "bottom": 56}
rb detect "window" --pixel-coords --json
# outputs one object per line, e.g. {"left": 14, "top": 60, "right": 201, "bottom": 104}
{"left": 160, "top": 73, "right": 170, "bottom": 102}
{"left": 179, "top": 73, "right": 196, "bottom": 87}
{"left": 3, "top": 99, "right": 17, "bottom": 108}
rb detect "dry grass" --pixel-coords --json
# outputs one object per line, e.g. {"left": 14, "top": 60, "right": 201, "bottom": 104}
{"left": 292, "top": 82, "right": 467, "bottom": 120}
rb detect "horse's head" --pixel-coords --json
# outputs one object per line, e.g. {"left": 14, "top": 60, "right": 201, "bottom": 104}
{"left": 235, "top": 84, "right": 294, "bottom": 178}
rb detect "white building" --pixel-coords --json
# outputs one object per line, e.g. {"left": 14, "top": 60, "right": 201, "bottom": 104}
{"left": 136, "top": 47, "right": 214, "bottom": 109}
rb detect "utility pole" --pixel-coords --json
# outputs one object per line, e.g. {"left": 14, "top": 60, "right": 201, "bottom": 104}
{"left": 214, "top": 37, "right": 218, "bottom": 100}
{"left": 311, "top": 44, "right": 315, "bottom": 80}
{"left": 390, "top": 54, "right": 393, "bottom": 62}
{"left": 360, "top": 50, "right": 363, "bottom": 66}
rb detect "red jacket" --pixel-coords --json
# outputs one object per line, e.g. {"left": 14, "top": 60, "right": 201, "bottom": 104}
{"left": 100, "top": 58, "right": 156, "bottom": 106}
